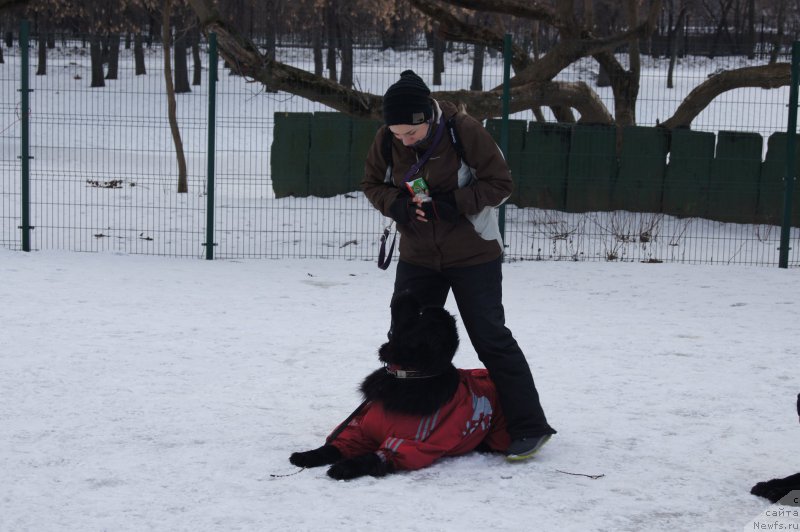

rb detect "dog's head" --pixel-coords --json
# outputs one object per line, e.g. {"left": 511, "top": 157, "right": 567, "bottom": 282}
{"left": 378, "top": 291, "right": 459, "bottom": 375}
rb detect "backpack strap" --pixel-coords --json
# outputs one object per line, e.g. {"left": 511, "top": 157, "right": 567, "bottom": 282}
{"left": 381, "top": 114, "right": 468, "bottom": 176}
{"left": 445, "top": 114, "right": 468, "bottom": 166}
{"left": 381, "top": 125, "right": 394, "bottom": 168}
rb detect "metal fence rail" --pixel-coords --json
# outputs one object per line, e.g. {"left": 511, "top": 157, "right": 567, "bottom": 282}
{"left": 1, "top": 23, "right": 798, "bottom": 266}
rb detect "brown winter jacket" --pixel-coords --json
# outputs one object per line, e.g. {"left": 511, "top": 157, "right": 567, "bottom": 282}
{"left": 361, "top": 100, "right": 512, "bottom": 271}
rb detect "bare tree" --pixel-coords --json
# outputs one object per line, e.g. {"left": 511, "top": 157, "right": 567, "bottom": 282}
{"left": 191, "top": 25, "right": 201, "bottom": 86}
{"left": 35, "top": 23, "right": 45, "bottom": 75}
{"left": 432, "top": 29, "right": 445, "bottom": 85}
{"left": 105, "top": 34, "right": 121, "bottom": 79}
{"left": 666, "top": 0, "right": 689, "bottom": 89}
{"left": 134, "top": 32, "right": 147, "bottom": 75}
{"left": 173, "top": 27, "right": 191, "bottom": 92}
{"left": 162, "top": 0, "right": 188, "bottom": 193}
{"left": 470, "top": 42, "right": 485, "bottom": 91}
{"left": 769, "top": 0, "right": 787, "bottom": 64}
{"left": 746, "top": 0, "right": 755, "bottom": 59}
{"left": 90, "top": 34, "right": 105, "bottom": 87}
{"left": 325, "top": 0, "right": 338, "bottom": 82}
{"left": 705, "top": 0, "right": 734, "bottom": 58}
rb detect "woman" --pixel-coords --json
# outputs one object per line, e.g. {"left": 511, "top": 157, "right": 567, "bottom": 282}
{"left": 361, "top": 70, "right": 556, "bottom": 461}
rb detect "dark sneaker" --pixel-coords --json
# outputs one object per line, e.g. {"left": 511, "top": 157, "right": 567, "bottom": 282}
{"left": 506, "top": 434, "right": 552, "bottom": 462}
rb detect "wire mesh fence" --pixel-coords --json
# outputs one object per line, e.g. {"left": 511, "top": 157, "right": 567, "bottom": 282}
{"left": 1, "top": 27, "right": 798, "bottom": 266}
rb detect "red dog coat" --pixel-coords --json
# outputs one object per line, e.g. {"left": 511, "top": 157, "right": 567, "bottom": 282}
{"left": 330, "top": 369, "right": 511, "bottom": 470}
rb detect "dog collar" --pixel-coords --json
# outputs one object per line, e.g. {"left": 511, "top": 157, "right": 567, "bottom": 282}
{"left": 384, "top": 363, "right": 441, "bottom": 379}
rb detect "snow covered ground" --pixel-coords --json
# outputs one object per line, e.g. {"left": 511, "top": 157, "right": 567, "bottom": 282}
{"left": 1, "top": 249, "right": 797, "bottom": 531}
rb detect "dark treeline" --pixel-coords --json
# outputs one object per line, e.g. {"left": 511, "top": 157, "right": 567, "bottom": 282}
{"left": 2, "top": 0, "right": 799, "bottom": 59}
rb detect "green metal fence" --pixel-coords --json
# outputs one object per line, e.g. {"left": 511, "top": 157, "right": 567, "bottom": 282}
{"left": 1, "top": 22, "right": 798, "bottom": 266}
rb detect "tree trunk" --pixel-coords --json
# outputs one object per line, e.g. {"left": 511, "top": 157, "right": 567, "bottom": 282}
{"left": 338, "top": 19, "right": 353, "bottom": 89}
{"left": 551, "top": 106, "right": 575, "bottom": 122}
{"left": 667, "top": 43, "right": 677, "bottom": 89}
{"left": 162, "top": 0, "right": 188, "bottom": 193}
{"left": 325, "top": 0, "right": 338, "bottom": 82}
{"left": 35, "top": 31, "right": 45, "bottom": 75}
{"left": 622, "top": 0, "right": 641, "bottom": 125}
{"left": 105, "top": 34, "right": 120, "bottom": 80}
{"left": 191, "top": 27, "right": 202, "bottom": 86}
{"left": 594, "top": 0, "right": 643, "bottom": 127}
{"left": 433, "top": 33, "right": 445, "bottom": 86}
{"left": 312, "top": 25, "right": 323, "bottom": 77}
{"left": 769, "top": 0, "right": 786, "bottom": 64}
{"left": 174, "top": 29, "right": 191, "bottom": 93}
{"left": 667, "top": 5, "right": 687, "bottom": 89}
{"left": 596, "top": 63, "right": 610, "bottom": 87}
{"left": 470, "top": 43, "right": 485, "bottom": 91}
{"left": 708, "top": 0, "right": 734, "bottom": 59}
{"left": 746, "top": 0, "right": 755, "bottom": 59}
{"left": 262, "top": 4, "right": 278, "bottom": 91}
{"left": 326, "top": 40, "right": 337, "bottom": 82}
{"left": 101, "top": 35, "right": 110, "bottom": 65}
{"left": 134, "top": 33, "right": 146, "bottom": 75}
{"left": 89, "top": 35, "right": 105, "bottom": 87}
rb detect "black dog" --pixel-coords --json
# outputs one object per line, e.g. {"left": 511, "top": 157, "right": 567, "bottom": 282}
{"left": 289, "top": 292, "right": 510, "bottom": 480}
{"left": 750, "top": 393, "right": 800, "bottom": 503}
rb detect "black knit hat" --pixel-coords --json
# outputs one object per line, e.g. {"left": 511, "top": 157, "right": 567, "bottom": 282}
{"left": 382, "top": 70, "right": 433, "bottom": 126}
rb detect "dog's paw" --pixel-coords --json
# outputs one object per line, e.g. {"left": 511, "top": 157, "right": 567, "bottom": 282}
{"left": 289, "top": 444, "right": 342, "bottom": 468}
{"left": 327, "top": 453, "right": 391, "bottom": 480}
{"left": 751, "top": 473, "right": 800, "bottom": 503}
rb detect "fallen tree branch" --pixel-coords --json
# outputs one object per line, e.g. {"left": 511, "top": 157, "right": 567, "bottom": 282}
{"left": 556, "top": 469, "right": 606, "bottom": 480}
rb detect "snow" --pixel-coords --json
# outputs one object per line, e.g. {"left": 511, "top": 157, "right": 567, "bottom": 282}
{"left": 1, "top": 249, "right": 797, "bottom": 531}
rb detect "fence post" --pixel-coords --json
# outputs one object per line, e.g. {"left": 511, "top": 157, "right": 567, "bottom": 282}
{"left": 779, "top": 41, "right": 799, "bottom": 269}
{"left": 498, "top": 33, "right": 511, "bottom": 250}
{"left": 19, "top": 20, "right": 31, "bottom": 252}
{"left": 204, "top": 33, "right": 218, "bottom": 260}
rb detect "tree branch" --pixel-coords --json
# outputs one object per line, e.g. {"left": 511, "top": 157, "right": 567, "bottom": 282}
{"left": 408, "top": 0, "right": 533, "bottom": 72}
{"left": 660, "top": 63, "right": 791, "bottom": 129}
{"left": 434, "top": 0, "right": 561, "bottom": 27}
{"left": 185, "top": 0, "right": 616, "bottom": 123}
{"left": 435, "top": 80, "right": 613, "bottom": 123}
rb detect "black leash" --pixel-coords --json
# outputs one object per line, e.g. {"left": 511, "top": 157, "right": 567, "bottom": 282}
{"left": 377, "top": 223, "right": 396, "bottom": 270}
{"left": 325, "top": 399, "right": 370, "bottom": 445}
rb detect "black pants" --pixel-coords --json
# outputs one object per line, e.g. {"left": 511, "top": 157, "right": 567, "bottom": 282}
{"left": 393, "top": 257, "right": 556, "bottom": 440}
